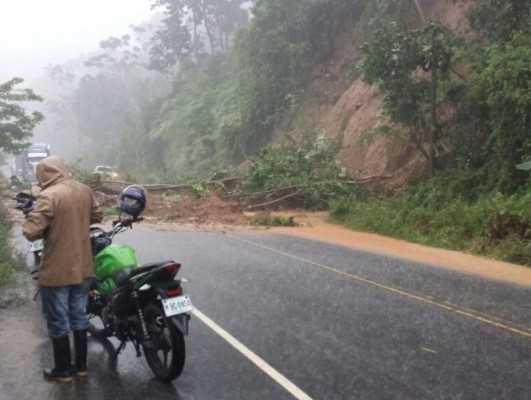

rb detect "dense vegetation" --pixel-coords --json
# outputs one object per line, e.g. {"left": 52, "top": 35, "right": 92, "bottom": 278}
{"left": 2, "top": 0, "right": 531, "bottom": 265}
{"left": 332, "top": 0, "right": 531, "bottom": 264}
{"left": 0, "top": 187, "right": 25, "bottom": 286}
{"left": 24, "top": 0, "right": 363, "bottom": 180}
{"left": 0, "top": 78, "right": 43, "bottom": 153}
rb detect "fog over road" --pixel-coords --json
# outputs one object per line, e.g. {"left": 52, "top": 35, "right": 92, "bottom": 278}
{"left": 1, "top": 227, "right": 531, "bottom": 399}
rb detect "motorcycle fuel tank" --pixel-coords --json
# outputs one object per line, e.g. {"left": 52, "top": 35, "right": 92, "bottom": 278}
{"left": 94, "top": 243, "right": 138, "bottom": 280}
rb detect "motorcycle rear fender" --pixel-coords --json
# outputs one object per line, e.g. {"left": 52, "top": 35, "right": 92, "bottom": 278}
{"left": 150, "top": 281, "right": 190, "bottom": 336}
{"left": 169, "top": 313, "right": 190, "bottom": 336}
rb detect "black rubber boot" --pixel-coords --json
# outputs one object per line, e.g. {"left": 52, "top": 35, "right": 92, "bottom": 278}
{"left": 43, "top": 336, "right": 73, "bottom": 382}
{"left": 73, "top": 329, "right": 88, "bottom": 377}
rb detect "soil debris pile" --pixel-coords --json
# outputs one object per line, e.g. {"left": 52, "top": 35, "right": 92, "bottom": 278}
{"left": 116, "top": 190, "right": 248, "bottom": 225}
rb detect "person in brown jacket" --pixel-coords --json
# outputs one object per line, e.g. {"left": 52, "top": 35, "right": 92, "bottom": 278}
{"left": 23, "top": 156, "right": 103, "bottom": 382}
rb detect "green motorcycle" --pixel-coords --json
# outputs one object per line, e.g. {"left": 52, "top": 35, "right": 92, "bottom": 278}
{"left": 87, "top": 217, "right": 192, "bottom": 382}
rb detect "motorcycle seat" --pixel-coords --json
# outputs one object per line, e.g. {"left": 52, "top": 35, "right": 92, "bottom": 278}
{"left": 114, "top": 261, "right": 175, "bottom": 287}
{"left": 131, "top": 261, "right": 174, "bottom": 277}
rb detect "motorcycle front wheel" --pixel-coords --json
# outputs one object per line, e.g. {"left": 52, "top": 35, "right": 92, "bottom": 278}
{"left": 142, "top": 302, "right": 185, "bottom": 382}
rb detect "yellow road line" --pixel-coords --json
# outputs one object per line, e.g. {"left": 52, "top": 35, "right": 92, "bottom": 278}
{"left": 228, "top": 235, "right": 531, "bottom": 340}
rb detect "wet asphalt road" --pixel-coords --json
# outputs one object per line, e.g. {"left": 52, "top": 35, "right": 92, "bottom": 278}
{"left": 2, "top": 228, "right": 531, "bottom": 400}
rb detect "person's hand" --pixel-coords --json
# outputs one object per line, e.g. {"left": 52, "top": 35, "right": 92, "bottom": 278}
{"left": 22, "top": 200, "right": 34, "bottom": 217}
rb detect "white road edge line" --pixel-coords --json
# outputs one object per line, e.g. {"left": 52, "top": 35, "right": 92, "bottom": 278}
{"left": 192, "top": 308, "right": 314, "bottom": 400}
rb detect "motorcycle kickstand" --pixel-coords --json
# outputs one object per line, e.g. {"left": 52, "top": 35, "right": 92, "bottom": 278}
{"left": 111, "top": 341, "right": 127, "bottom": 363}
{"left": 133, "top": 340, "right": 142, "bottom": 358}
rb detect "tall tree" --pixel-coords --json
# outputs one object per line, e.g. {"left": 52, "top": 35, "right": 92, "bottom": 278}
{"left": 149, "top": 0, "right": 248, "bottom": 69}
{"left": 0, "top": 78, "right": 44, "bottom": 153}
{"left": 359, "top": 22, "right": 459, "bottom": 176}
{"left": 466, "top": 0, "right": 531, "bottom": 43}
{"left": 149, "top": 0, "right": 193, "bottom": 71}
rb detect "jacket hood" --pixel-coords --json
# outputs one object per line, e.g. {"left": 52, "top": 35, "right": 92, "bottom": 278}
{"left": 36, "top": 156, "right": 71, "bottom": 189}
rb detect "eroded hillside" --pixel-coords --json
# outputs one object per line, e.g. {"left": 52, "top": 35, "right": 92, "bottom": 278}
{"left": 278, "top": 0, "right": 467, "bottom": 189}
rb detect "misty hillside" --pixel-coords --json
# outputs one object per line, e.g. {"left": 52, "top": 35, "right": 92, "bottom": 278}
{"left": 3, "top": 0, "right": 531, "bottom": 264}
{"left": 8, "top": 0, "right": 530, "bottom": 196}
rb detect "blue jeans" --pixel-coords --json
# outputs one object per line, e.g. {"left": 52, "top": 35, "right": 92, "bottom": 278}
{"left": 40, "top": 278, "right": 92, "bottom": 338}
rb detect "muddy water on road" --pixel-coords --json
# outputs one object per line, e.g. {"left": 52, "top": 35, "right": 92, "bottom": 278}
{"left": 271, "top": 213, "right": 531, "bottom": 288}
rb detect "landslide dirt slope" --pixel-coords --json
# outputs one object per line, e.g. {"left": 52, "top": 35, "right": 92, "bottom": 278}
{"left": 276, "top": 0, "right": 467, "bottom": 190}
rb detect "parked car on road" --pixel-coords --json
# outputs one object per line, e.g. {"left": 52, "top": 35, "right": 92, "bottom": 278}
{"left": 93, "top": 165, "right": 119, "bottom": 180}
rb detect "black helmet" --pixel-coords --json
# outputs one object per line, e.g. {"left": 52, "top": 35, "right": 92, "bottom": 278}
{"left": 118, "top": 185, "right": 147, "bottom": 217}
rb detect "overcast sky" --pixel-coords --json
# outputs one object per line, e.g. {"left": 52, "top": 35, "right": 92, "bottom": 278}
{"left": 0, "top": 0, "right": 155, "bottom": 83}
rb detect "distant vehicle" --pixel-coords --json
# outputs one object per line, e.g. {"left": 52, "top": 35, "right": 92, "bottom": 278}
{"left": 26, "top": 143, "right": 51, "bottom": 170}
{"left": 11, "top": 142, "right": 51, "bottom": 182}
{"left": 93, "top": 165, "right": 119, "bottom": 180}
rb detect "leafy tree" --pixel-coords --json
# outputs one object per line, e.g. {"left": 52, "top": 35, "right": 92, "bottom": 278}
{"left": 357, "top": 0, "right": 419, "bottom": 41}
{"left": 359, "top": 22, "right": 459, "bottom": 176}
{"left": 471, "top": 33, "right": 531, "bottom": 190}
{"left": 212, "top": 0, "right": 249, "bottom": 51}
{"left": 242, "top": 130, "right": 353, "bottom": 209}
{"left": 466, "top": 0, "right": 531, "bottom": 43}
{"left": 0, "top": 78, "right": 44, "bottom": 153}
{"left": 148, "top": 0, "right": 248, "bottom": 70}
{"left": 149, "top": 0, "right": 193, "bottom": 71}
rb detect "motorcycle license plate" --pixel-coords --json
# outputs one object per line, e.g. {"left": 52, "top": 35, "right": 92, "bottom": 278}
{"left": 162, "top": 295, "right": 193, "bottom": 317}
{"left": 30, "top": 239, "right": 44, "bottom": 252}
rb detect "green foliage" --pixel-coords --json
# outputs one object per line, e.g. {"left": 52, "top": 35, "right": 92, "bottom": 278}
{"left": 466, "top": 0, "right": 531, "bottom": 43}
{"left": 330, "top": 177, "right": 531, "bottom": 265}
{"left": 70, "top": 165, "right": 97, "bottom": 185}
{"left": 141, "top": 57, "right": 241, "bottom": 179}
{"left": 0, "top": 198, "right": 24, "bottom": 286}
{"left": 189, "top": 183, "right": 208, "bottom": 199}
{"left": 242, "top": 130, "right": 357, "bottom": 209}
{"left": 441, "top": 31, "right": 531, "bottom": 193}
{"left": 357, "top": 0, "right": 531, "bottom": 193}
{"left": 357, "top": 0, "right": 419, "bottom": 41}
{"left": 474, "top": 33, "right": 531, "bottom": 190}
{"left": 103, "top": 206, "right": 120, "bottom": 217}
{"left": 249, "top": 215, "right": 296, "bottom": 227}
{"left": 234, "top": 0, "right": 362, "bottom": 152}
{"left": 0, "top": 78, "right": 44, "bottom": 153}
{"left": 149, "top": 0, "right": 248, "bottom": 70}
{"left": 359, "top": 21, "right": 460, "bottom": 168}
{"left": 517, "top": 161, "right": 531, "bottom": 172}
{"left": 149, "top": 0, "right": 193, "bottom": 70}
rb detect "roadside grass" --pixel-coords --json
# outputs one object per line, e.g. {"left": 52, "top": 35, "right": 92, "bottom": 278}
{"left": 0, "top": 196, "right": 26, "bottom": 287}
{"left": 103, "top": 205, "right": 120, "bottom": 218}
{"left": 249, "top": 215, "right": 296, "bottom": 227}
{"left": 330, "top": 185, "right": 531, "bottom": 266}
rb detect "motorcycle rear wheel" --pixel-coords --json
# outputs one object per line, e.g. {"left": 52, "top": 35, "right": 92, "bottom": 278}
{"left": 142, "top": 302, "right": 185, "bottom": 382}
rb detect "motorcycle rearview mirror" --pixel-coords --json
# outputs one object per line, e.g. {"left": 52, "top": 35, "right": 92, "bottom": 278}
{"left": 14, "top": 192, "right": 35, "bottom": 202}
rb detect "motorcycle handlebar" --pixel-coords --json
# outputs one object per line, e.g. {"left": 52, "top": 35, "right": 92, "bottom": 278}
{"left": 113, "top": 217, "right": 144, "bottom": 228}
{"left": 107, "top": 217, "right": 144, "bottom": 238}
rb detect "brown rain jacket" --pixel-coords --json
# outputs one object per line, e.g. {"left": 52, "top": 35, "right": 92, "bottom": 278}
{"left": 22, "top": 156, "right": 103, "bottom": 286}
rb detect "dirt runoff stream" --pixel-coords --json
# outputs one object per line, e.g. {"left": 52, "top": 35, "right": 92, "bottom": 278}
{"left": 270, "top": 211, "right": 531, "bottom": 288}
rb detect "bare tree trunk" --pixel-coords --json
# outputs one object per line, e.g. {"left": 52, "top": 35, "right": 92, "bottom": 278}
{"left": 428, "top": 31, "right": 438, "bottom": 178}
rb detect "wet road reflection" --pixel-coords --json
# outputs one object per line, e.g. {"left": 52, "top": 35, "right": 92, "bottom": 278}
{"left": 0, "top": 301, "right": 292, "bottom": 400}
